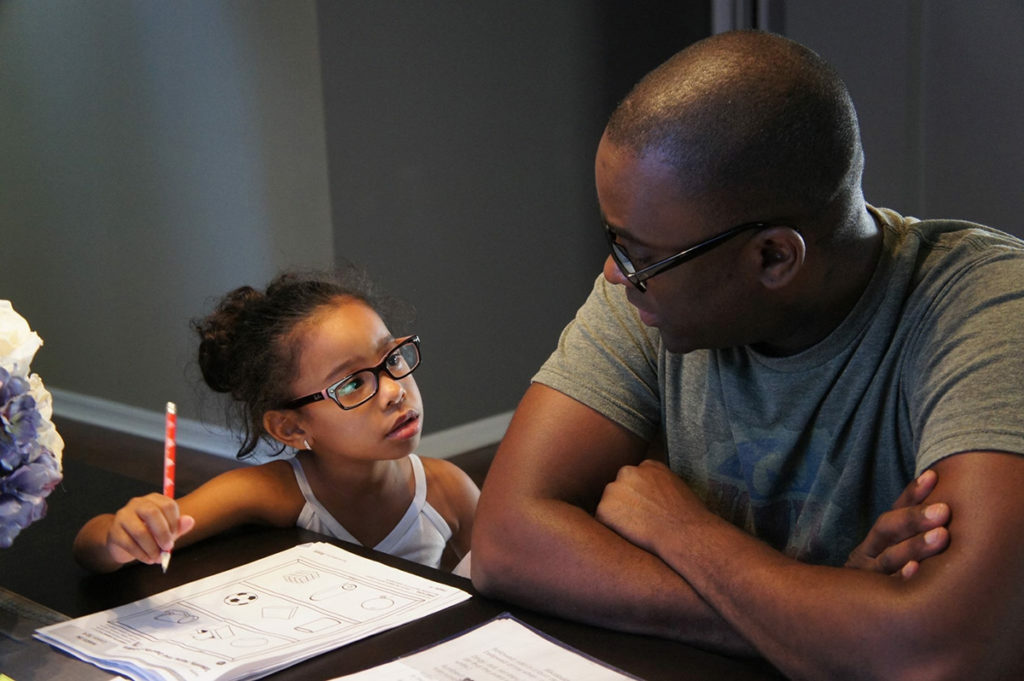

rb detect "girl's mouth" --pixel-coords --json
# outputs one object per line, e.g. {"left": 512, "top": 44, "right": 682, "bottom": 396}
{"left": 387, "top": 411, "right": 421, "bottom": 440}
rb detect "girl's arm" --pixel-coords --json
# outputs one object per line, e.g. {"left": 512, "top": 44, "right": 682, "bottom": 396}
{"left": 73, "top": 460, "right": 304, "bottom": 573}
{"left": 423, "top": 458, "right": 480, "bottom": 563}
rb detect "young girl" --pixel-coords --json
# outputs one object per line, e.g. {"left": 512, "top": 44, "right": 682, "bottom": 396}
{"left": 73, "top": 271, "right": 479, "bottom": 574}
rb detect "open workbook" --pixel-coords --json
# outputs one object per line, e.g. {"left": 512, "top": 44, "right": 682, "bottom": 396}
{"left": 34, "top": 542, "right": 470, "bottom": 681}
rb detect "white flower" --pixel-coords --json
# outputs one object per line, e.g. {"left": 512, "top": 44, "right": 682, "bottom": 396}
{"left": 28, "top": 373, "right": 65, "bottom": 467}
{"left": 0, "top": 300, "right": 43, "bottom": 379}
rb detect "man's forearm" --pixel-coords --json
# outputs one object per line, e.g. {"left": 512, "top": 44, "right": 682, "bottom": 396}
{"left": 604, "top": 454, "right": 1024, "bottom": 681}
{"left": 656, "top": 511, "right": 898, "bottom": 678}
{"left": 471, "top": 498, "right": 755, "bottom": 656}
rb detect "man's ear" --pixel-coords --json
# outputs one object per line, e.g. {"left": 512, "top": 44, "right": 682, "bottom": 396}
{"left": 263, "top": 410, "right": 306, "bottom": 450}
{"left": 753, "top": 226, "right": 806, "bottom": 290}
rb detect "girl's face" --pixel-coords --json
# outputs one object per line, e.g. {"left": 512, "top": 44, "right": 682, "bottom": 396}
{"left": 286, "top": 298, "right": 423, "bottom": 462}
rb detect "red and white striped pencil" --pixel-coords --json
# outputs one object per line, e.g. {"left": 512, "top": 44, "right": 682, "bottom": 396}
{"left": 160, "top": 401, "right": 177, "bottom": 573}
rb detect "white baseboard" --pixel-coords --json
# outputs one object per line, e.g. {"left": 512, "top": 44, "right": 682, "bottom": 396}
{"left": 49, "top": 388, "right": 511, "bottom": 461}
{"left": 414, "top": 411, "right": 512, "bottom": 459}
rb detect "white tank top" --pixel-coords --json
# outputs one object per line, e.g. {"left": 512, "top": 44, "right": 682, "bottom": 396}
{"left": 288, "top": 454, "right": 452, "bottom": 569}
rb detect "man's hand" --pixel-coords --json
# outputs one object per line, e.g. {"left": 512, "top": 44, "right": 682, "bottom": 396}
{"left": 845, "top": 469, "right": 949, "bottom": 578}
{"left": 595, "top": 460, "right": 704, "bottom": 556}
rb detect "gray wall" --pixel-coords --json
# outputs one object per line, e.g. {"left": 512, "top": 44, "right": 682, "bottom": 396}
{"left": 0, "top": 1, "right": 333, "bottom": 429}
{"left": 784, "top": 1, "right": 1023, "bottom": 236}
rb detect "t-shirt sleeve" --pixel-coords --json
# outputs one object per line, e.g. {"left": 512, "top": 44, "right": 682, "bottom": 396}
{"left": 532, "top": 275, "right": 663, "bottom": 441}
{"left": 909, "top": 242, "right": 1024, "bottom": 473}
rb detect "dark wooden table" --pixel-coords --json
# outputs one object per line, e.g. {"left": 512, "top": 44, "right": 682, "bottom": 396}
{"left": 0, "top": 458, "right": 784, "bottom": 680}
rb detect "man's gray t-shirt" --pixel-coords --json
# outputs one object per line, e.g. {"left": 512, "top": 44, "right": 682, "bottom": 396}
{"left": 534, "top": 207, "right": 1024, "bottom": 565}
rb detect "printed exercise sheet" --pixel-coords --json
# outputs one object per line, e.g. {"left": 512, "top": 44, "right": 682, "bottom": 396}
{"left": 34, "top": 542, "right": 471, "bottom": 681}
{"left": 329, "top": 615, "right": 640, "bottom": 681}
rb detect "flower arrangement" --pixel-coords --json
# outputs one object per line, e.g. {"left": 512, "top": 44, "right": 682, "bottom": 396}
{"left": 0, "top": 300, "right": 63, "bottom": 548}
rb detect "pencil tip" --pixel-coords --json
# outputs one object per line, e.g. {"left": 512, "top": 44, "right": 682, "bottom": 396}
{"left": 160, "top": 551, "right": 171, "bottom": 573}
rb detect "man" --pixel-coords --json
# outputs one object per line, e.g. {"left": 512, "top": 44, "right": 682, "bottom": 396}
{"left": 472, "top": 30, "right": 1024, "bottom": 680}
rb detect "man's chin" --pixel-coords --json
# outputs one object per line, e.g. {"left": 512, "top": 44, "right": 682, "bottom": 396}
{"left": 661, "top": 329, "right": 739, "bottom": 355}
{"left": 634, "top": 309, "right": 700, "bottom": 353}
{"left": 658, "top": 329, "right": 694, "bottom": 354}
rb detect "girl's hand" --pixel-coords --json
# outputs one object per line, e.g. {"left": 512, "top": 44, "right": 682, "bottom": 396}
{"left": 105, "top": 493, "right": 196, "bottom": 567}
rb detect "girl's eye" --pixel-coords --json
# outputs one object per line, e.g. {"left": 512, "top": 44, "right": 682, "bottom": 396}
{"left": 336, "top": 375, "right": 365, "bottom": 396}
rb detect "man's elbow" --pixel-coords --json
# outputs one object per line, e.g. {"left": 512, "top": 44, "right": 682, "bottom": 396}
{"left": 887, "top": 647, "right": 1022, "bottom": 681}
{"left": 926, "top": 634, "right": 1024, "bottom": 681}
{"left": 873, "top": 605, "right": 1023, "bottom": 681}
{"left": 469, "top": 520, "right": 518, "bottom": 597}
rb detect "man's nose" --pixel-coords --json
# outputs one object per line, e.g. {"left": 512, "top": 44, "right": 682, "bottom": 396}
{"left": 603, "top": 255, "right": 628, "bottom": 286}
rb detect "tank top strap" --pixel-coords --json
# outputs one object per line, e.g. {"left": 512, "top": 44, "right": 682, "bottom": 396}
{"left": 408, "top": 453, "right": 427, "bottom": 510}
{"left": 288, "top": 456, "right": 360, "bottom": 544}
{"left": 288, "top": 456, "right": 317, "bottom": 504}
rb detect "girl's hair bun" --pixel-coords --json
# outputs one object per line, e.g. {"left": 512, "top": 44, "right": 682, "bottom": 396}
{"left": 194, "top": 285, "right": 263, "bottom": 396}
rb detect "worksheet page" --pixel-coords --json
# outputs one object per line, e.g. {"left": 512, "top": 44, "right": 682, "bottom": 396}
{"left": 332, "top": 615, "right": 640, "bottom": 681}
{"left": 35, "top": 543, "right": 470, "bottom": 681}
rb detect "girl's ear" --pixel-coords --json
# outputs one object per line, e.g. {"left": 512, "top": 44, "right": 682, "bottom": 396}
{"left": 752, "top": 226, "right": 806, "bottom": 290}
{"left": 263, "top": 410, "right": 306, "bottom": 450}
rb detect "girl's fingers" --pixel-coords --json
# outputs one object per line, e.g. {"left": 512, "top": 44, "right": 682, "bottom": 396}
{"left": 107, "top": 494, "right": 182, "bottom": 565}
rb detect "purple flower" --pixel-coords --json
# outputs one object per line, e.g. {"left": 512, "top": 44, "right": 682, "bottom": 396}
{"left": 0, "top": 368, "right": 63, "bottom": 548}
{"left": 0, "top": 368, "right": 39, "bottom": 471}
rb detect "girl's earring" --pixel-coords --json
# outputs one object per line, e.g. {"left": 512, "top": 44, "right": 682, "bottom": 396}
{"left": 303, "top": 439, "right": 312, "bottom": 451}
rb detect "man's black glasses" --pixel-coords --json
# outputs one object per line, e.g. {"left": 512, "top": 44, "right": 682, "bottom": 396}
{"left": 604, "top": 221, "right": 767, "bottom": 292}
